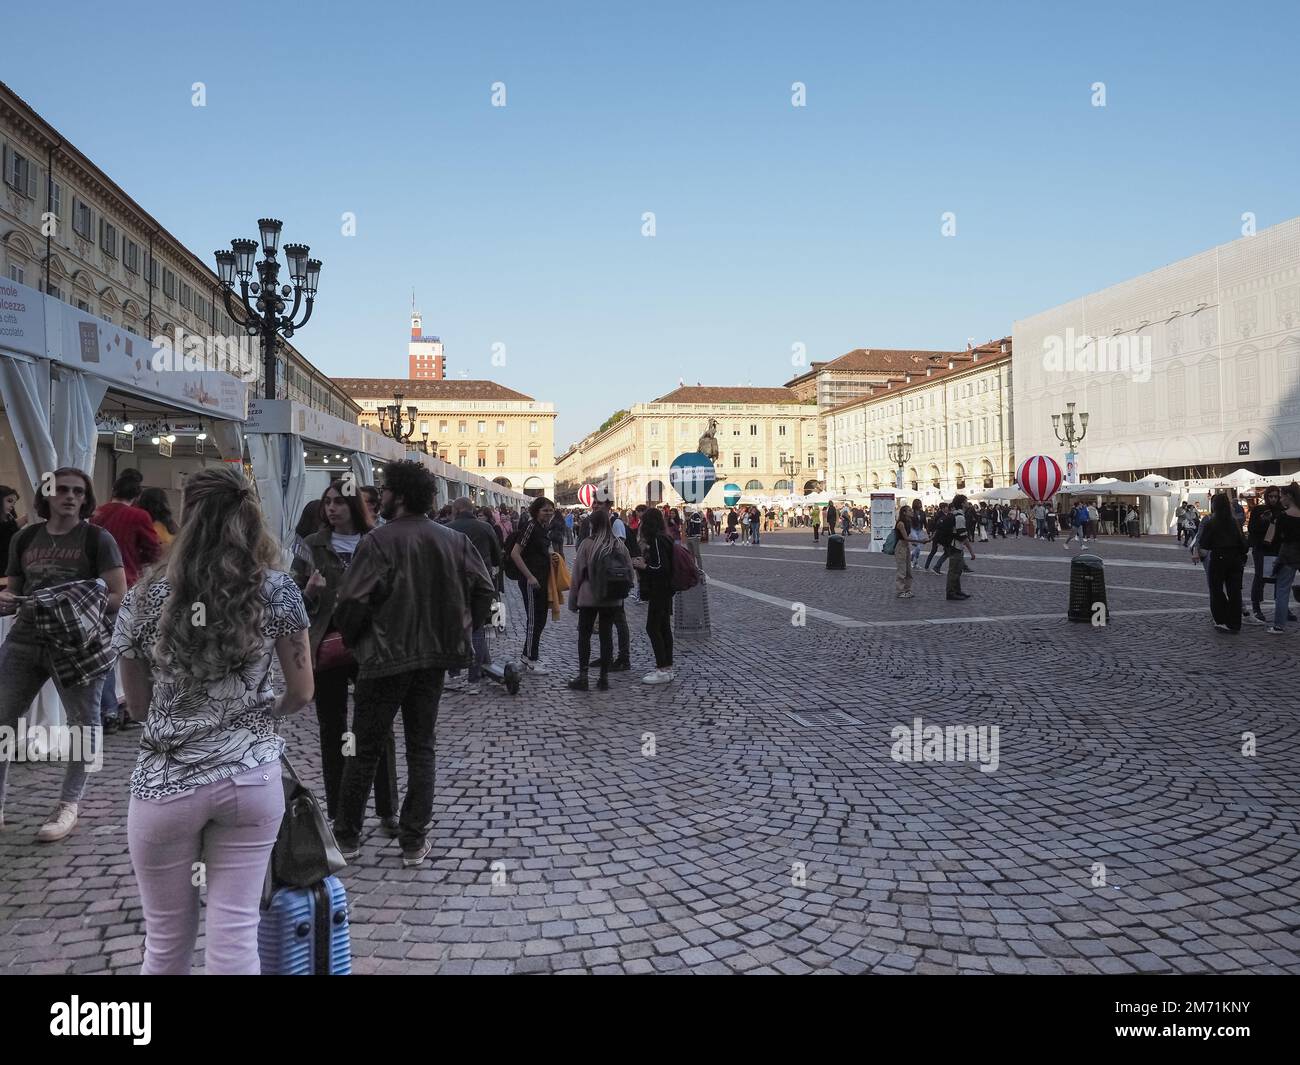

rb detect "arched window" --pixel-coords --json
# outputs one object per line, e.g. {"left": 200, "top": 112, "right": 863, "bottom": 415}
{"left": 744, "top": 480, "right": 763, "bottom": 491}
{"left": 773, "top": 479, "right": 793, "bottom": 492}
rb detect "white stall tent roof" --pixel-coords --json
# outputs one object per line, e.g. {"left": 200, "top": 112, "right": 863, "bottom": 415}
{"left": 1059, "top": 480, "right": 1171, "bottom": 497}
{"left": 1212, "top": 468, "right": 1276, "bottom": 490}
{"left": 969, "top": 486, "right": 1028, "bottom": 502}
{"left": 1, "top": 276, "right": 249, "bottom": 424}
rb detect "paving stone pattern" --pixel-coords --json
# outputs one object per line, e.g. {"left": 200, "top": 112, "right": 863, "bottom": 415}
{"left": 1, "top": 532, "right": 1297, "bottom": 974}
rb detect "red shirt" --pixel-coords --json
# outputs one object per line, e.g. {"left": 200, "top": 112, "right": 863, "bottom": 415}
{"left": 91, "top": 500, "right": 161, "bottom": 586}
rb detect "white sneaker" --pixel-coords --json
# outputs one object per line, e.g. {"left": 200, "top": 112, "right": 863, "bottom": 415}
{"left": 524, "top": 659, "right": 550, "bottom": 676}
{"left": 642, "top": 669, "right": 673, "bottom": 685}
{"left": 36, "top": 802, "right": 78, "bottom": 843}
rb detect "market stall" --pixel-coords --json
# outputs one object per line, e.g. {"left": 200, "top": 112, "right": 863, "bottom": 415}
{"left": 0, "top": 279, "right": 251, "bottom": 750}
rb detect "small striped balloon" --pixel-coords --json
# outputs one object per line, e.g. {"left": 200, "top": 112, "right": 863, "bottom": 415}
{"left": 578, "top": 483, "right": 597, "bottom": 507}
{"left": 1015, "top": 455, "right": 1063, "bottom": 502}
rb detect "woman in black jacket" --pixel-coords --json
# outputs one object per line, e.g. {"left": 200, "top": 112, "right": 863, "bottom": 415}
{"left": 632, "top": 507, "right": 675, "bottom": 684}
{"left": 1196, "top": 492, "right": 1248, "bottom": 633}
{"left": 291, "top": 480, "right": 399, "bottom": 832}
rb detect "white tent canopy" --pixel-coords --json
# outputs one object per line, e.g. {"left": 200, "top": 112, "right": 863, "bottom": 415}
{"left": 1060, "top": 479, "right": 1171, "bottom": 497}
{"left": 1212, "top": 468, "right": 1274, "bottom": 490}
{"left": 970, "top": 485, "right": 1028, "bottom": 502}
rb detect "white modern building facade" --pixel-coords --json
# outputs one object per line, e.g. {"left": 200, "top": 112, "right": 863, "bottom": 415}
{"left": 1013, "top": 217, "right": 1300, "bottom": 480}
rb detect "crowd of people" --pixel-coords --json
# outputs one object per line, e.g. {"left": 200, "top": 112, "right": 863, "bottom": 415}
{"left": 3, "top": 461, "right": 1298, "bottom": 975}
{"left": 0, "top": 462, "right": 708, "bottom": 972}
{"left": 1188, "top": 484, "right": 1300, "bottom": 634}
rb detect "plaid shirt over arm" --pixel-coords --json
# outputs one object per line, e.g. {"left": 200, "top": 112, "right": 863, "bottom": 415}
{"left": 25, "top": 579, "right": 115, "bottom": 687}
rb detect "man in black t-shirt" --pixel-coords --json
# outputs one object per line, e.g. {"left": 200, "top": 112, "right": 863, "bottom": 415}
{"left": 0, "top": 468, "right": 125, "bottom": 842}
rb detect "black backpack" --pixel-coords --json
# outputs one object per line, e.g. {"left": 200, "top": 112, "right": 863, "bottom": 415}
{"left": 502, "top": 527, "right": 523, "bottom": 581}
{"left": 593, "top": 542, "right": 634, "bottom": 600}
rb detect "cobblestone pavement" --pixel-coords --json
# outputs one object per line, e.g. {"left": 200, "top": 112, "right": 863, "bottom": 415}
{"left": 2, "top": 530, "right": 1298, "bottom": 974}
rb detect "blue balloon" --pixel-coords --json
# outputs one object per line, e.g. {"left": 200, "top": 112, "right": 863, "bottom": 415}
{"left": 722, "top": 483, "right": 741, "bottom": 507}
{"left": 669, "top": 452, "right": 717, "bottom": 504}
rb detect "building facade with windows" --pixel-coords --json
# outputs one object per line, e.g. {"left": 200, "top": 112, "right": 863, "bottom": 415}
{"left": 336, "top": 377, "right": 557, "bottom": 498}
{"left": 825, "top": 339, "right": 1013, "bottom": 496}
{"left": 0, "top": 80, "right": 356, "bottom": 420}
{"left": 556, "top": 386, "right": 818, "bottom": 506}
{"left": 785, "top": 346, "right": 959, "bottom": 480}
{"left": 1013, "top": 217, "right": 1300, "bottom": 480}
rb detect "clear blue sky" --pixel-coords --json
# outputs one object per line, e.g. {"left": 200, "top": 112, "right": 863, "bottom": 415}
{"left": 6, "top": 0, "right": 1298, "bottom": 450}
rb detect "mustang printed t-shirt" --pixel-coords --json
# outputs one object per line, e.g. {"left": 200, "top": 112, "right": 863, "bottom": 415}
{"left": 6, "top": 522, "right": 122, "bottom": 642}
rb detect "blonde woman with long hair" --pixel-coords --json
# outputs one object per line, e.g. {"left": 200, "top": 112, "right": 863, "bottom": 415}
{"left": 111, "top": 466, "right": 314, "bottom": 974}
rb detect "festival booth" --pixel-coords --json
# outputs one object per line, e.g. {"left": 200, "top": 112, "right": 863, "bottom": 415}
{"left": 407, "top": 450, "right": 529, "bottom": 512}
{"left": 969, "top": 485, "right": 1029, "bottom": 503}
{"left": 1057, "top": 478, "right": 1174, "bottom": 534}
{"left": 243, "top": 399, "right": 409, "bottom": 564}
{"left": 0, "top": 278, "right": 253, "bottom": 753}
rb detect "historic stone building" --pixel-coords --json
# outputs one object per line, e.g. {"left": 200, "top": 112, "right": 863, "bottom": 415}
{"left": 825, "top": 339, "right": 1014, "bottom": 496}
{"left": 0, "top": 79, "right": 355, "bottom": 420}
{"left": 337, "top": 377, "right": 557, "bottom": 498}
{"left": 785, "top": 346, "right": 959, "bottom": 480}
{"left": 556, "top": 385, "right": 818, "bottom": 506}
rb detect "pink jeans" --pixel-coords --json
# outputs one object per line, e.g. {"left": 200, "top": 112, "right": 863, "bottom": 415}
{"left": 128, "top": 763, "right": 284, "bottom": 974}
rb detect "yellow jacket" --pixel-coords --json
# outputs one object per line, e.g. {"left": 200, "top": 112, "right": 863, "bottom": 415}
{"left": 548, "top": 552, "right": 571, "bottom": 619}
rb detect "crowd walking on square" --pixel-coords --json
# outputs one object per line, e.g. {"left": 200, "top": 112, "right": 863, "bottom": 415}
{"left": 2, "top": 456, "right": 1298, "bottom": 976}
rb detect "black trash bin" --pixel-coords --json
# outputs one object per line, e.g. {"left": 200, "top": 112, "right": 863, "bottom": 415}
{"left": 1068, "top": 553, "right": 1107, "bottom": 622}
{"left": 826, "top": 534, "right": 846, "bottom": 570}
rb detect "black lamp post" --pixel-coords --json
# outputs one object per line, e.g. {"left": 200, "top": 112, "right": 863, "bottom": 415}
{"left": 214, "top": 219, "right": 321, "bottom": 401}
{"left": 1051, "top": 401, "right": 1089, "bottom": 484}
{"left": 784, "top": 456, "right": 801, "bottom": 496}
{"left": 887, "top": 434, "right": 913, "bottom": 490}
{"left": 378, "top": 391, "right": 417, "bottom": 444}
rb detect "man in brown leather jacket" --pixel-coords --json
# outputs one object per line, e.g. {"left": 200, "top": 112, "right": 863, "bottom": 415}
{"left": 331, "top": 460, "right": 495, "bottom": 867}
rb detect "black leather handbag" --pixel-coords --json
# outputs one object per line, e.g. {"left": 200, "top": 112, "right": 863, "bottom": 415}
{"left": 261, "top": 756, "right": 346, "bottom": 906}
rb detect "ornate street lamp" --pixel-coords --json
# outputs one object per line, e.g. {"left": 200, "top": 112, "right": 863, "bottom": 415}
{"left": 1051, "top": 401, "right": 1089, "bottom": 484}
{"left": 887, "top": 434, "right": 913, "bottom": 490}
{"left": 378, "top": 391, "right": 418, "bottom": 444}
{"left": 784, "top": 455, "right": 801, "bottom": 495}
{"left": 214, "top": 219, "right": 320, "bottom": 400}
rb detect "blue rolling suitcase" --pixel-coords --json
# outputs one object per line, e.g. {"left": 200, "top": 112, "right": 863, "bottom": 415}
{"left": 258, "top": 875, "right": 352, "bottom": 975}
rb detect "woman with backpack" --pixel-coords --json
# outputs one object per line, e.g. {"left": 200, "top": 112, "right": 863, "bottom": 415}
{"left": 632, "top": 507, "right": 676, "bottom": 684}
{"left": 566, "top": 507, "right": 633, "bottom": 691}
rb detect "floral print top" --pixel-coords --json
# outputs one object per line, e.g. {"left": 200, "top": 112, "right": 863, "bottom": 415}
{"left": 111, "top": 570, "right": 308, "bottom": 799}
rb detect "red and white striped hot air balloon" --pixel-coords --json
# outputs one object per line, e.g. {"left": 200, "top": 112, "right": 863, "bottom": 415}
{"left": 577, "top": 483, "right": 598, "bottom": 507}
{"left": 1015, "top": 455, "right": 1063, "bottom": 502}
